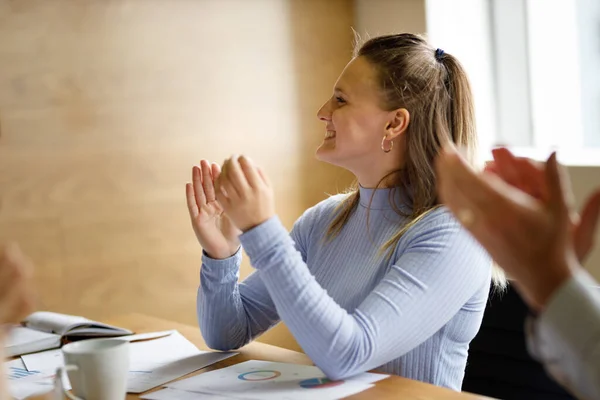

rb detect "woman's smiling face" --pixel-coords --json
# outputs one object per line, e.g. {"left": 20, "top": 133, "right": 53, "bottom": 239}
{"left": 316, "top": 56, "right": 396, "bottom": 176}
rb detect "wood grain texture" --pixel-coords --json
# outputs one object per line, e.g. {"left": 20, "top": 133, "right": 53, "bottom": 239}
{"left": 0, "top": 0, "right": 354, "bottom": 351}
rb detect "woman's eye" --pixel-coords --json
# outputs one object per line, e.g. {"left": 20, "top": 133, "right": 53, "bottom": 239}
{"left": 335, "top": 96, "right": 346, "bottom": 104}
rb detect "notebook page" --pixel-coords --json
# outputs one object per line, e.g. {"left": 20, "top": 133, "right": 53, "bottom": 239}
{"left": 23, "top": 312, "right": 90, "bottom": 335}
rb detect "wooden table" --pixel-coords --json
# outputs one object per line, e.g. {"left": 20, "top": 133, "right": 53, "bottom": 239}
{"left": 99, "top": 313, "right": 493, "bottom": 400}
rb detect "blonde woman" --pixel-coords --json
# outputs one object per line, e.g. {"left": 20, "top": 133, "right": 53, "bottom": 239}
{"left": 186, "top": 34, "right": 495, "bottom": 390}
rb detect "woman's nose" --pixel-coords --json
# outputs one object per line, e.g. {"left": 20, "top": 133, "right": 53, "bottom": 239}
{"left": 317, "top": 100, "right": 332, "bottom": 121}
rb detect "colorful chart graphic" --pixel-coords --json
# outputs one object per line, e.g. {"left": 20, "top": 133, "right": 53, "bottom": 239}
{"left": 238, "top": 370, "right": 282, "bottom": 381}
{"left": 299, "top": 377, "right": 345, "bottom": 389}
{"left": 8, "top": 367, "right": 42, "bottom": 380}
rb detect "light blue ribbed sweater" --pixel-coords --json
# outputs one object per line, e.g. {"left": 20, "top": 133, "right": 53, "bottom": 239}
{"left": 197, "top": 186, "right": 492, "bottom": 390}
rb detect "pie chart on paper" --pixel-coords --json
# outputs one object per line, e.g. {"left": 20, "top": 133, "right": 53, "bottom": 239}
{"left": 237, "top": 370, "right": 282, "bottom": 381}
{"left": 299, "top": 377, "right": 345, "bottom": 389}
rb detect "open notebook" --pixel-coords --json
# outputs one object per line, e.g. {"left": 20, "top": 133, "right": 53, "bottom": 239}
{"left": 5, "top": 311, "right": 133, "bottom": 357}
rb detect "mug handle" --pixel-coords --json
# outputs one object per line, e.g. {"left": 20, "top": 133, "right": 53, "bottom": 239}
{"left": 54, "top": 365, "right": 84, "bottom": 400}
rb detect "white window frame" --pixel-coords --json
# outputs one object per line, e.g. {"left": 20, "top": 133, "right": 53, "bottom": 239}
{"left": 426, "top": 0, "right": 600, "bottom": 165}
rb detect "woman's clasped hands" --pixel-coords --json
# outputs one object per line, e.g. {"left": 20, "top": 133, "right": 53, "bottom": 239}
{"left": 186, "top": 156, "right": 275, "bottom": 259}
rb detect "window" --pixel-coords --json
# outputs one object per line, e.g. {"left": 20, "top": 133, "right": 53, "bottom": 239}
{"left": 426, "top": 0, "right": 600, "bottom": 164}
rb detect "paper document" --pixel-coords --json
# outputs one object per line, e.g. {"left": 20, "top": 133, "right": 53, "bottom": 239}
{"left": 129, "top": 331, "right": 200, "bottom": 370}
{"left": 141, "top": 387, "right": 244, "bottom": 400}
{"left": 5, "top": 358, "right": 58, "bottom": 400}
{"left": 20, "top": 330, "right": 237, "bottom": 394}
{"left": 22, "top": 348, "right": 63, "bottom": 374}
{"left": 128, "top": 330, "right": 239, "bottom": 392}
{"left": 125, "top": 330, "right": 175, "bottom": 342}
{"left": 21, "top": 330, "right": 193, "bottom": 375}
{"left": 5, "top": 326, "right": 60, "bottom": 357}
{"left": 128, "top": 350, "right": 237, "bottom": 393}
{"left": 20, "top": 331, "right": 177, "bottom": 374}
{"left": 167, "top": 360, "right": 387, "bottom": 400}
{"left": 18, "top": 350, "right": 72, "bottom": 391}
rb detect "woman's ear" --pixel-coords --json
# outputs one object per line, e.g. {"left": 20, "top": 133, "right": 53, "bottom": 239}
{"left": 386, "top": 108, "right": 410, "bottom": 139}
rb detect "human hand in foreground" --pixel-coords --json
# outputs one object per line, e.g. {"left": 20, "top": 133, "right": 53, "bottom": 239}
{"left": 486, "top": 148, "right": 600, "bottom": 263}
{"left": 436, "top": 146, "right": 600, "bottom": 311}
{"left": 0, "top": 243, "right": 34, "bottom": 327}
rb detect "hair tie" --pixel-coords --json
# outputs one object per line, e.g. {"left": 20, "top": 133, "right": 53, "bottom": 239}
{"left": 435, "top": 48, "right": 445, "bottom": 61}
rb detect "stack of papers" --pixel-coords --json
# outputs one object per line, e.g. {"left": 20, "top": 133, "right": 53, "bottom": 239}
{"left": 142, "top": 360, "right": 387, "bottom": 400}
{"left": 5, "top": 330, "right": 237, "bottom": 398}
{"left": 125, "top": 331, "right": 237, "bottom": 393}
{"left": 5, "top": 358, "right": 60, "bottom": 400}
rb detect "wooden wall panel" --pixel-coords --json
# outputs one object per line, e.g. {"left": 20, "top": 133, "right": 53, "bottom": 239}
{"left": 0, "top": 0, "right": 354, "bottom": 351}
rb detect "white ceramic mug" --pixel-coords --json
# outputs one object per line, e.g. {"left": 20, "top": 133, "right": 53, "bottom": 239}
{"left": 54, "top": 338, "right": 129, "bottom": 400}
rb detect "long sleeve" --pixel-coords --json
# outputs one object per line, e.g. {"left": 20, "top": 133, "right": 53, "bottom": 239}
{"left": 197, "top": 249, "right": 280, "bottom": 350}
{"left": 239, "top": 212, "right": 490, "bottom": 380}
{"left": 197, "top": 214, "right": 312, "bottom": 351}
{"left": 526, "top": 270, "right": 600, "bottom": 400}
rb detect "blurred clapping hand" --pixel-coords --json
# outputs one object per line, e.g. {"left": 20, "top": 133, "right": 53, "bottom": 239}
{"left": 436, "top": 146, "right": 600, "bottom": 311}
{"left": 0, "top": 243, "right": 35, "bottom": 400}
{"left": 0, "top": 243, "right": 34, "bottom": 329}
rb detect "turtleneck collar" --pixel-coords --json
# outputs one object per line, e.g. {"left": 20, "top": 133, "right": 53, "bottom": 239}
{"left": 358, "top": 185, "right": 411, "bottom": 211}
